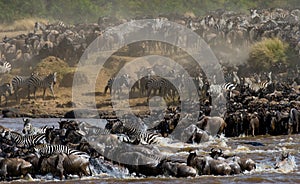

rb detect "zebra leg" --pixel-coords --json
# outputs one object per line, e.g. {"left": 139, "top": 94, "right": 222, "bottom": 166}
{"left": 33, "top": 87, "right": 37, "bottom": 100}
{"left": 43, "top": 89, "right": 46, "bottom": 100}
{"left": 28, "top": 86, "right": 31, "bottom": 101}
{"left": 104, "top": 86, "right": 108, "bottom": 95}
{"left": 48, "top": 86, "right": 55, "bottom": 100}
{"left": 14, "top": 88, "right": 19, "bottom": 102}
{"left": 4, "top": 95, "right": 8, "bottom": 105}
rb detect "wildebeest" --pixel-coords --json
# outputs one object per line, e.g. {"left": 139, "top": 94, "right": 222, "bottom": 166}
{"left": 196, "top": 116, "right": 227, "bottom": 136}
{"left": 40, "top": 153, "right": 90, "bottom": 180}
{"left": 248, "top": 113, "right": 260, "bottom": 136}
{"left": 187, "top": 151, "right": 231, "bottom": 175}
{"left": 288, "top": 108, "right": 300, "bottom": 134}
{"left": 0, "top": 158, "right": 32, "bottom": 180}
{"left": 160, "top": 159, "right": 197, "bottom": 177}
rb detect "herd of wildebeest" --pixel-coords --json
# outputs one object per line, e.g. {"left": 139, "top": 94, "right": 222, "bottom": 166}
{"left": 0, "top": 7, "right": 299, "bottom": 181}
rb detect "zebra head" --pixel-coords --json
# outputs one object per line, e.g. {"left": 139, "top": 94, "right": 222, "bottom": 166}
{"left": 22, "top": 118, "right": 32, "bottom": 135}
{"left": 50, "top": 72, "right": 57, "bottom": 85}
{"left": 0, "top": 61, "right": 11, "bottom": 74}
{"left": 2, "top": 129, "right": 12, "bottom": 140}
{"left": 122, "top": 74, "right": 130, "bottom": 87}
{"left": 3, "top": 83, "right": 12, "bottom": 96}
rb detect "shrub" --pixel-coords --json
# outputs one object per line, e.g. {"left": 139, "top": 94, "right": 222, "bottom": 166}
{"left": 248, "top": 38, "right": 288, "bottom": 71}
{"left": 33, "top": 56, "right": 75, "bottom": 85}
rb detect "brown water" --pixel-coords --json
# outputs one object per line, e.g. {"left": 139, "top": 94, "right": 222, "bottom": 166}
{"left": 0, "top": 118, "right": 299, "bottom": 183}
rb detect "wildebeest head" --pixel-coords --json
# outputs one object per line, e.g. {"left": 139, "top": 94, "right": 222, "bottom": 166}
{"left": 209, "top": 148, "right": 223, "bottom": 159}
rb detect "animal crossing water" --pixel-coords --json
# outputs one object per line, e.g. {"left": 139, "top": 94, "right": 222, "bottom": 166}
{"left": 0, "top": 118, "right": 299, "bottom": 183}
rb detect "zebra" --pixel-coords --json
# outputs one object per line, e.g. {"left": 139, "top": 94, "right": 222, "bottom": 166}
{"left": 33, "top": 144, "right": 90, "bottom": 158}
{"left": 4, "top": 131, "right": 46, "bottom": 148}
{"left": 104, "top": 74, "right": 130, "bottom": 95}
{"left": 117, "top": 123, "right": 162, "bottom": 145}
{"left": 78, "top": 121, "right": 111, "bottom": 136}
{"left": 0, "top": 83, "right": 12, "bottom": 105}
{"left": 27, "top": 72, "right": 57, "bottom": 100}
{"left": 11, "top": 74, "right": 36, "bottom": 102}
{"left": 248, "top": 72, "right": 273, "bottom": 92}
{"left": 34, "top": 22, "right": 47, "bottom": 33}
{"left": 0, "top": 60, "right": 11, "bottom": 74}
{"left": 22, "top": 118, "right": 50, "bottom": 135}
{"left": 145, "top": 76, "right": 177, "bottom": 100}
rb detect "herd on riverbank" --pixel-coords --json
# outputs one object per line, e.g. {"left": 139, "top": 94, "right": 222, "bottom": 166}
{"left": 0, "top": 7, "right": 300, "bottom": 181}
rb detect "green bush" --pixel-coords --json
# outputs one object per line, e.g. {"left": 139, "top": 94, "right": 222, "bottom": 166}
{"left": 248, "top": 38, "right": 289, "bottom": 71}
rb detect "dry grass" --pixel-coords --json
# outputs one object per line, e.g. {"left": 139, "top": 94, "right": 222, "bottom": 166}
{"left": 0, "top": 18, "right": 49, "bottom": 32}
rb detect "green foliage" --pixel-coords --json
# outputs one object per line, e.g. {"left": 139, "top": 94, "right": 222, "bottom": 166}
{"left": 248, "top": 38, "right": 289, "bottom": 71}
{"left": 0, "top": 0, "right": 299, "bottom": 24}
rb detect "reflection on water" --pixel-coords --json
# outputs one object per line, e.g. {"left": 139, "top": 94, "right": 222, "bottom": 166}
{"left": 0, "top": 118, "right": 299, "bottom": 183}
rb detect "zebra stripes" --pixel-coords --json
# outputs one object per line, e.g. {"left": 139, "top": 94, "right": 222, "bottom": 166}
{"left": 247, "top": 72, "right": 272, "bottom": 92}
{"left": 5, "top": 131, "right": 46, "bottom": 148}
{"left": 34, "top": 144, "right": 90, "bottom": 158}
{"left": 0, "top": 83, "right": 12, "bottom": 105}
{"left": 118, "top": 123, "right": 162, "bottom": 145}
{"left": 104, "top": 74, "right": 130, "bottom": 95}
{"left": 28, "top": 72, "right": 57, "bottom": 100}
{"left": 145, "top": 76, "right": 176, "bottom": 99}
{"left": 78, "top": 121, "right": 111, "bottom": 136}
{"left": 11, "top": 74, "right": 35, "bottom": 102}
{"left": 0, "top": 61, "right": 11, "bottom": 74}
{"left": 222, "top": 83, "right": 237, "bottom": 91}
{"left": 34, "top": 22, "right": 47, "bottom": 33}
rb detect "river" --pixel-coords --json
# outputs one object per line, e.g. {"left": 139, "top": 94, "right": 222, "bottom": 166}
{"left": 0, "top": 118, "right": 299, "bottom": 183}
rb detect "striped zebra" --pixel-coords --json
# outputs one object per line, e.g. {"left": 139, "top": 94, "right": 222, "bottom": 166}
{"left": 27, "top": 72, "right": 57, "bottom": 100}
{"left": 247, "top": 72, "right": 272, "bottom": 92}
{"left": 118, "top": 123, "right": 162, "bottom": 145}
{"left": 145, "top": 76, "right": 176, "bottom": 99}
{"left": 0, "top": 60, "right": 11, "bottom": 74}
{"left": 222, "top": 83, "right": 237, "bottom": 91}
{"left": 33, "top": 144, "right": 90, "bottom": 158}
{"left": 22, "top": 118, "right": 50, "bottom": 135}
{"left": 78, "top": 121, "right": 111, "bottom": 136}
{"left": 34, "top": 22, "right": 47, "bottom": 33}
{"left": 11, "top": 73, "right": 36, "bottom": 102}
{"left": 4, "top": 131, "right": 46, "bottom": 148}
{"left": 104, "top": 74, "right": 130, "bottom": 95}
{"left": 0, "top": 83, "right": 12, "bottom": 105}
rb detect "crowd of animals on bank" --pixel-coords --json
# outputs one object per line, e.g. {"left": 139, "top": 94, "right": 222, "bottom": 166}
{"left": 1, "top": 7, "right": 300, "bottom": 70}
{"left": 0, "top": 8, "right": 300, "bottom": 102}
{"left": 0, "top": 6, "right": 299, "bottom": 181}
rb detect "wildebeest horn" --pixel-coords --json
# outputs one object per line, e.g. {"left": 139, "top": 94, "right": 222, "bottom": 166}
{"left": 211, "top": 148, "right": 215, "bottom": 152}
{"left": 282, "top": 152, "right": 289, "bottom": 159}
{"left": 219, "top": 149, "right": 222, "bottom": 154}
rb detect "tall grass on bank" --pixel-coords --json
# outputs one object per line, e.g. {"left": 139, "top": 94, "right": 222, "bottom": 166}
{"left": 0, "top": 18, "right": 48, "bottom": 32}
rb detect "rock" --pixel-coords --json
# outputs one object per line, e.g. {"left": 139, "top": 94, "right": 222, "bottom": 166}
{"left": 2, "top": 108, "right": 20, "bottom": 118}
{"left": 64, "top": 109, "right": 99, "bottom": 118}
{"left": 181, "top": 124, "right": 210, "bottom": 144}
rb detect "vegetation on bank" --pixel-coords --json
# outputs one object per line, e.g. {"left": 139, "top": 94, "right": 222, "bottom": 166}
{"left": 0, "top": 0, "right": 299, "bottom": 24}
{"left": 248, "top": 38, "right": 289, "bottom": 71}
